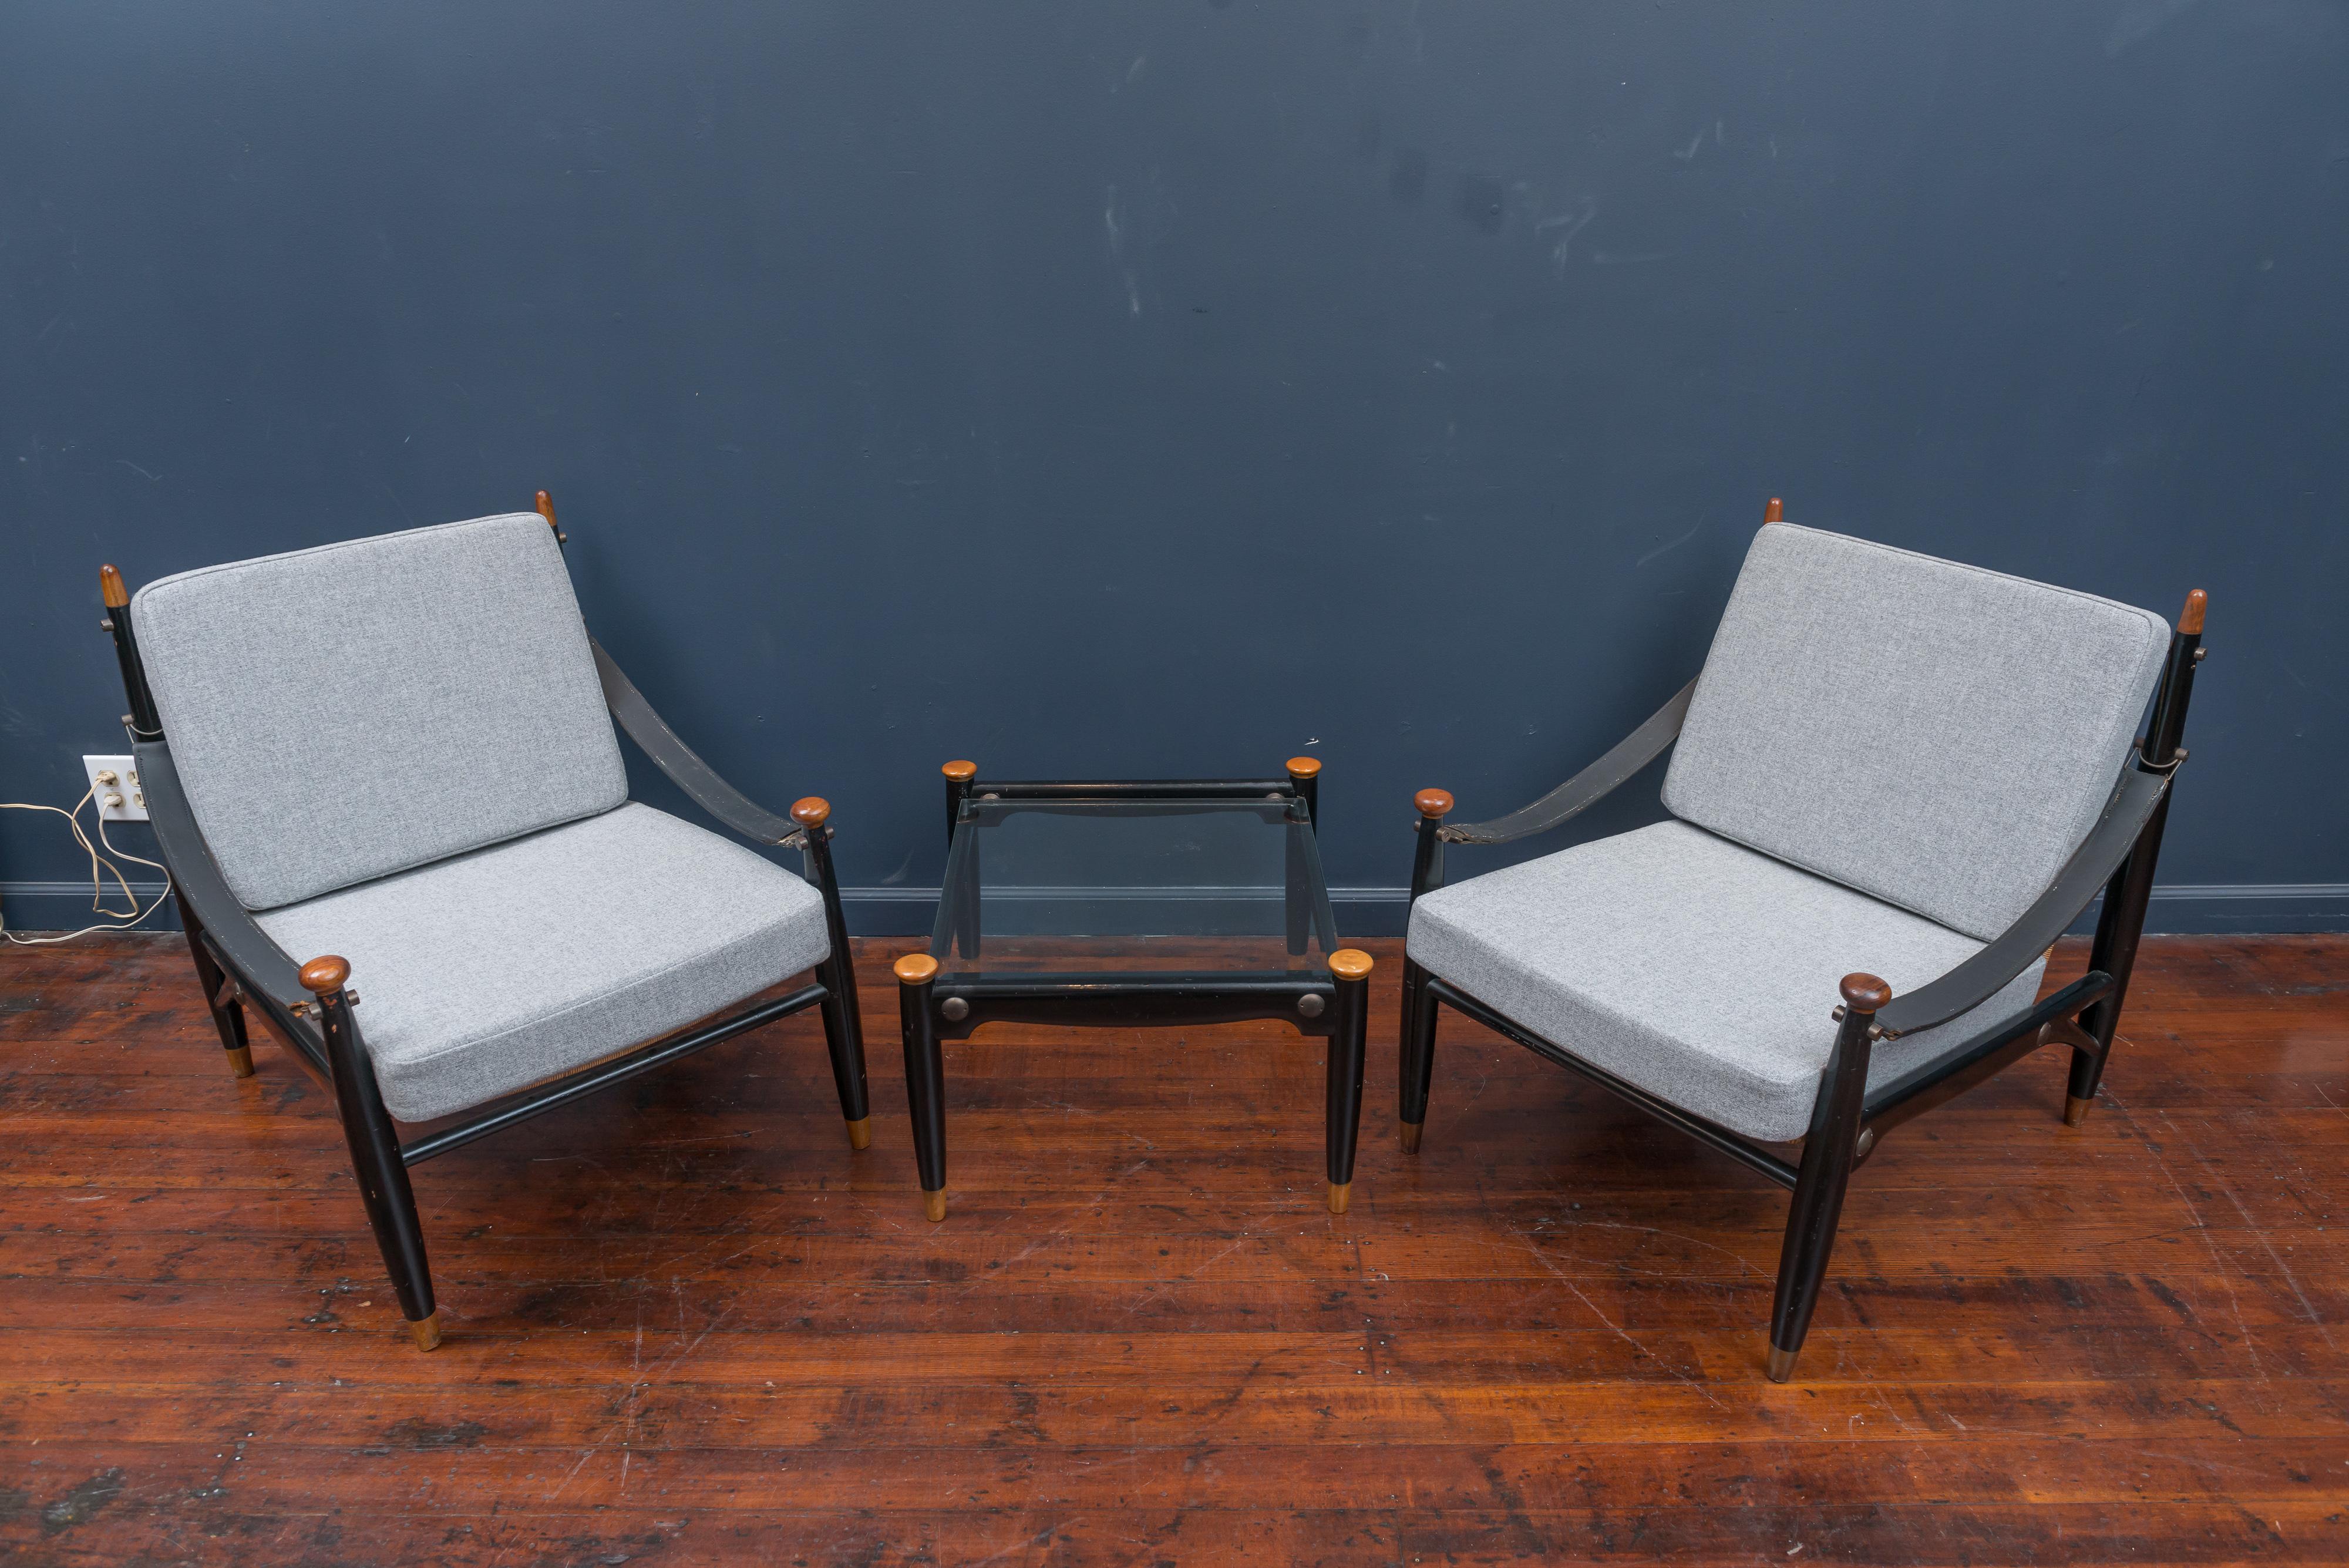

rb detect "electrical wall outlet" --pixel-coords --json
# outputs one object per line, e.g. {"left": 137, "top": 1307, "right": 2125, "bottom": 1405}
{"left": 83, "top": 754, "right": 148, "bottom": 821}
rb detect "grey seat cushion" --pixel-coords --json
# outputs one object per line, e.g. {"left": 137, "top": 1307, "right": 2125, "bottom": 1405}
{"left": 1661, "top": 524, "right": 2169, "bottom": 941}
{"left": 132, "top": 514, "right": 627, "bottom": 911}
{"left": 1406, "top": 820, "right": 2047, "bottom": 1142}
{"left": 255, "top": 803, "right": 828, "bottom": 1123}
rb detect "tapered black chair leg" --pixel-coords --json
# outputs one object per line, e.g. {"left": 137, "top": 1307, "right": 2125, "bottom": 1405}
{"left": 816, "top": 951, "right": 872, "bottom": 1149}
{"left": 176, "top": 891, "right": 253, "bottom": 1077}
{"left": 2072, "top": 594, "right": 2202, "bottom": 1123}
{"left": 793, "top": 804, "right": 873, "bottom": 1150}
{"left": 896, "top": 954, "right": 948, "bottom": 1222}
{"left": 1397, "top": 958, "right": 1438, "bottom": 1152}
{"left": 306, "top": 957, "right": 439, "bottom": 1351}
{"left": 1324, "top": 951, "right": 1374, "bottom": 1214}
{"left": 1766, "top": 976, "right": 1882, "bottom": 1382}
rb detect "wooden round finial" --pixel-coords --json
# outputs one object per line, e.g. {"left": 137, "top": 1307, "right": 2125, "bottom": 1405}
{"left": 894, "top": 952, "right": 940, "bottom": 985}
{"left": 99, "top": 565, "right": 129, "bottom": 609}
{"left": 1763, "top": 497, "right": 1785, "bottom": 523}
{"left": 1328, "top": 949, "right": 1375, "bottom": 981}
{"left": 1414, "top": 789, "right": 1454, "bottom": 820}
{"left": 1285, "top": 756, "right": 1322, "bottom": 780}
{"left": 941, "top": 760, "right": 978, "bottom": 782}
{"left": 790, "top": 797, "right": 832, "bottom": 827}
{"left": 1839, "top": 973, "right": 1892, "bottom": 1013}
{"left": 2178, "top": 589, "right": 2206, "bottom": 635}
{"left": 299, "top": 955, "right": 352, "bottom": 995}
{"left": 534, "top": 489, "right": 558, "bottom": 527}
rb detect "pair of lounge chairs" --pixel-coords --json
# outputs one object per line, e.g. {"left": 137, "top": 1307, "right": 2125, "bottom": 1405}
{"left": 97, "top": 494, "right": 2202, "bottom": 1379}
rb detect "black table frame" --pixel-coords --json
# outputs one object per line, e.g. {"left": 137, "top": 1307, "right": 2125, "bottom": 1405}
{"left": 893, "top": 766, "right": 1372, "bottom": 1220}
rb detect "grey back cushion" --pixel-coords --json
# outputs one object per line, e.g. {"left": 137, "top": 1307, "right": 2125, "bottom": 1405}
{"left": 133, "top": 514, "right": 628, "bottom": 911}
{"left": 1661, "top": 523, "right": 2170, "bottom": 941}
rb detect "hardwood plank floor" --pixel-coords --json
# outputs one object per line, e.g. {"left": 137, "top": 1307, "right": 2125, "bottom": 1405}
{"left": 2, "top": 933, "right": 2344, "bottom": 1566}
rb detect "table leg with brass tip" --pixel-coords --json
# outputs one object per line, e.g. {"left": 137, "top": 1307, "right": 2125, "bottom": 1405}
{"left": 1399, "top": 1120, "right": 1423, "bottom": 1154}
{"left": 1765, "top": 1344, "right": 1798, "bottom": 1382}
{"left": 846, "top": 1116, "right": 872, "bottom": 1151}
{"left": 2064, "top": 1095, "right": 2093, "bottom": 1126}
{"left": 226, "top": 1044, "right": 255, "bottom": 1078}
{"left": 1324, "top": 949, "right": 1374, "bottom": 1219}
{"left": 409, "top": 1312, "right": 442, "bottom": 1352}
{"left": 897, "top": 953, "right": 950, "bottom": 1222}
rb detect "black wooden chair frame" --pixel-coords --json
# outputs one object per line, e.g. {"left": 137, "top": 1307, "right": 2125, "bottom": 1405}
{"left": 96, "top": 502, "right": 870, "bottom": 1351}
{"left": 1396, "top": 603, "right": 2206, "bottom": 1381}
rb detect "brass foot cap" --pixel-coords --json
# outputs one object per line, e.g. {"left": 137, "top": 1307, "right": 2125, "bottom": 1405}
{"left": 226, "top": 1045, "right": 255, "bottom": 1078}
{"left": 922, "top": 1188, "right": 947, "bottom": 1223}
{"left": 846, "top": 1117, "right": 872, "bottom": 1152}
{"left": 1765, "top": 1344, "right": 1797, "bottom": 1383}
{"left": 2064, "top": 1094, "right": 2093, "bottom": 1126}
{"left": 409, "top": 1312, "right": 442, "bottom": 1352}
{"left": 1327, "top": 1181, "right": 1352, "bottom": 1216}
{"left": 1399, "top": 1121, "right": 1423, "bottom": 1155}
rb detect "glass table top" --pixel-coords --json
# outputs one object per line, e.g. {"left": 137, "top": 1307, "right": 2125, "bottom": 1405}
{"left": 927, "top": 794, "right": 1339, "bottom": 977}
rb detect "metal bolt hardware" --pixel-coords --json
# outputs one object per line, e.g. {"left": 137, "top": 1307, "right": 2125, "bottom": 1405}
{"left": 940, "top": 996, "right": 970, "bottom": 1022}
{"left": 1855, "top": 1128, "right": 1876, "bottom": 1158}
{"left": 1297, "top": 994, "right": 1325, "bottom": 1018}
{"left": 981, "top": 792, "right": 999, "bottom": 800}
{"left": 99, "top": 618, "right": 114, "bottom": 632}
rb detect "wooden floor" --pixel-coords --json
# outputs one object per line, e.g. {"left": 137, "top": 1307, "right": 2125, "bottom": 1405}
{"left": 2, "top": 934, "right": 2345, "bottom": 1566}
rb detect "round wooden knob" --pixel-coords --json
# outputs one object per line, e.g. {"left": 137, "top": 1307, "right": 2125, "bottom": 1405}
{"left": 1328, "top": 949, "right": 1375, "bottom": 981}
{"left": 941, "top": 760, "right": 977, "bottom": 782}
{"left": 790, "top": 797, "right": 832, "bottom": 827}
{"left": 2179, "top": 588, "right": 2206, "bottom": 635}
{"left": 99, "top": 564, "right": 130, "bottom": 610}
{"left": 535, "top": 489, "right": 558, "bottom": 526}
{"left": 299, "top": 955, "right": 352, "bottom": 995}
{"left": 1763, "top": 496, "right": 1785, "bottom": 523}
{"left": 1840, "top": 973, "right": 1892, "bottom": 1013}
{"left": 1285, "top": 756, "right": 1322, "bottom": 780}
{"left": 894, "top": 953, "right": 940, "bottom": 985}
{"left": 1414, "top": 789, "right": 1453, "bottom": 819}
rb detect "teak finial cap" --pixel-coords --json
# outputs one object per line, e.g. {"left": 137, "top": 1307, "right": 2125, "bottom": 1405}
{"left": 1414, "top": 789, "right": 1454, "bottom": 819}
{"left": 1285, "top": 756, "right": 1322, "bottom": 780}
{"left": 2179, "top": 588, "right": 2206, "bottom": 635}
{"left": 99, "top": 564, "right": 130, "bottom": 609}
{"left": 1839, "top": 973, "right": 1892, "bottom": 1012}
{"left": 1328, "top": 948, "right": 1375, "bottom": 981}
{"left": 941, "top": 759, "right": 978, "bottom": 782}
{"left": 790, "top": 797, "right": 832, "bottom": 827}
{"left": 535, "top": 489, "right": 558, "bottom": 527}
{"left": 894, "top": 952, "right": 940, "bottom": 985}
{"left": 1764, "top": 496, "right": 1785, "bottom": 524}
{"left": 299, "top": 955, "right": 352, "bottom": 995}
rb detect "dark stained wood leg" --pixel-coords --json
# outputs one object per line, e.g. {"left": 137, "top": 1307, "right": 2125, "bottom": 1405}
{"left": 2074, "top": 593, "right": 2202, "bottom": 1125}
{"left": 1397, "top": 957, "right": 1437, "bottom": 1152}
{"left": 896, "top": 953, "right": 948, "bottom": 1221}
{"left": 174, "top": 891, "right": 252, "bottom": 1077}
{"left": 1766, "top": 977, "right": 1883, "bottom": 1382}
{"left": 307, "top": 957, "right": 438, "bottom": 1351}
{"left": 1324, "top": 951, "right": 1374, "bottom": 1214}
{"left": 795, "top": 806, "right": 872, "bottom": 1149}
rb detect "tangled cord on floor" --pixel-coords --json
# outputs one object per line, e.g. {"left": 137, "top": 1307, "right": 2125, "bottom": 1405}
{"left": 1, "top": 788, "right": 174, "bottom": 944}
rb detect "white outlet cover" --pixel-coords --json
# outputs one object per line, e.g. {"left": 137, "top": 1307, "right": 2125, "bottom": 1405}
{"left": 83, "top": 754, "right": 149, "bottom": 821}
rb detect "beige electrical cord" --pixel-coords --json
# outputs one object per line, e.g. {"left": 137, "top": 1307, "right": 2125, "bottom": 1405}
{"left": 1, "top": 788, "right": 174, "bottom": 944}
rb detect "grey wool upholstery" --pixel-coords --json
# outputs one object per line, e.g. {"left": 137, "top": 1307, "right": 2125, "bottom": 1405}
{"left": 1407, "top": 821, "right": 2046, "bottom": 1142}
{"left": 1661, "top": 524, "right": 2169, "bottom": 941}
{"left": 132, "top": 514, "right": 628, "bottom": 911}
{"left": 256, "top": 804, "right": 829, "bottom": 1122}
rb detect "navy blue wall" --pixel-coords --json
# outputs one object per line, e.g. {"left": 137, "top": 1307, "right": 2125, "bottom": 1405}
{"left": 5, "top": 1, "right": 2345, "bottom": 935}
